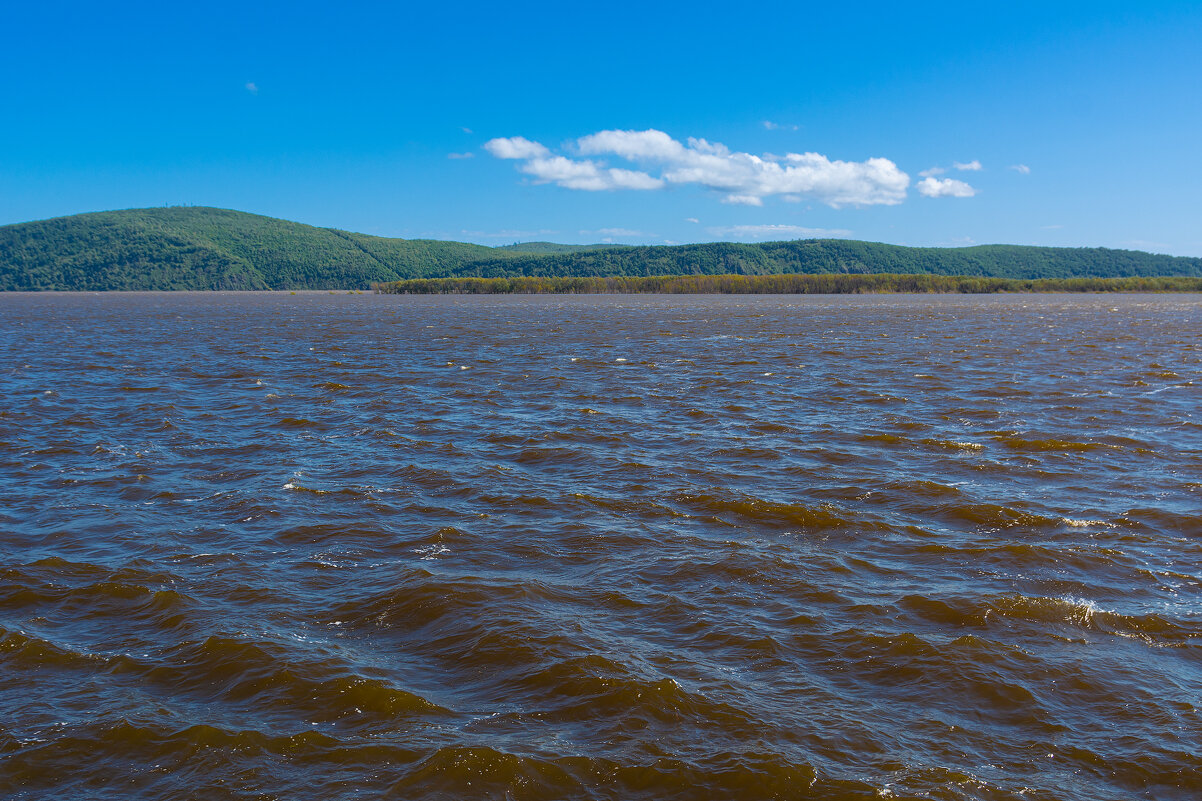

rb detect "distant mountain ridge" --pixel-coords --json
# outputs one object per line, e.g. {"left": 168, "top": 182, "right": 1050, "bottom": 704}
{"left": 2, "top": 207, "right": 1200, "bottom": 290}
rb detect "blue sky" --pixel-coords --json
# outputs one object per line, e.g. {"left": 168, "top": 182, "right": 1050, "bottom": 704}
{"left": 3, "top": 1, "right": 1200, "bottom": 254}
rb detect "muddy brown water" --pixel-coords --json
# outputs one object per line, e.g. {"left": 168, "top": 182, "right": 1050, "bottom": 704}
{"left": 1, "top": 292, "right": 1199, "bottom": 800}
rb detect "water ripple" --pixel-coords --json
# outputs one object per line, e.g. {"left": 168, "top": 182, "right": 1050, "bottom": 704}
{"left": 1, "top": 292, "right": 1200, "bottom": 800}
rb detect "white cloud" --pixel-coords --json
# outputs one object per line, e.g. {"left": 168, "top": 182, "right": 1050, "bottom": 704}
{"left": 1010, "top": 164, "right": 1031, "bottom": 174}
{"left": 447, "top": 152, "right": 474, "bottom": 160}
{"left": 577, "top": 129, "right": 686, "bottom": 161}
{"left": 919, "top": 167, "right": 946, "bottom": 177}
{"left": 244, "top": 82, "right": 259, "bottom": 94}
{"left": 461, "top": 126, "right": 473, "bottom": 134}
{"left": 485, "top": 136, "right": 663, "bottom": 191}
{"left": 486, "top": 128, "right": 909, "bottom": 206}
{"left": 684, "top": 217, "right": 700, "bottom": 224}
{"left": 917, "top": 177, "right": 977, "bottom": 198}
{"left": 520, "top": 155, "right": 605, "bottom": 189}
{"left": 763, "top": 121, "right": 799, "bottom": 131}
{"left": 602, "top": 168, "right": 664, "bottom": 190}
{"left": 484, "top": 136, "right": 550, "bottom": 160}
{"left": 706, "top": 224, "right": 853, "bottom": 241}
{"left": 520, "top": 156, "right": 664, "bottom": 191}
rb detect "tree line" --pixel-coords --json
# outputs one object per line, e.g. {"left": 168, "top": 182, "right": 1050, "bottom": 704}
{"left": 374, "top": 273, "right": 1202, "bottom": 295}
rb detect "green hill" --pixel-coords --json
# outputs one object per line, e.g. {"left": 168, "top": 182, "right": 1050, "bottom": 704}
{"left": 0, "top": 207, "right": 503, "bottom": 290}
{"left": 2, "top": 207, "right": 1200, "bottom": 290}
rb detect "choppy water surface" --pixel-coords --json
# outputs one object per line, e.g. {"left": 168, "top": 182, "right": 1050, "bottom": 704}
{"left": 1, "top": 292, "right": 1199, "bottom": 800}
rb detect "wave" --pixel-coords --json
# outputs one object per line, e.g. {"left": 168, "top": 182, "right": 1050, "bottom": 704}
{"left": 665, "top": 491, "right": 865, "bottom": 531}
{"left": 390, "top": 746, "right": 828, "bottom": 801}
{"left": 130, "top": 636, "right": 449, "bottom": 723}
{"left": 899, "top": 593, "right": 1198, "bottom": 646}
{"left": 992, "top": 435, "right": 1114, "bottom": 453}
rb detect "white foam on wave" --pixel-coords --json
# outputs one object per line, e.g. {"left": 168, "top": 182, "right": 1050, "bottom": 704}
{"left": 414, "top": 544, "right": 450, "bottom": 560}
{"left": 1060, "top": 517, "right": 1110, "bottom": 528}
{"left": 1059, "top": 595, "right": 1104, "bottom": 625}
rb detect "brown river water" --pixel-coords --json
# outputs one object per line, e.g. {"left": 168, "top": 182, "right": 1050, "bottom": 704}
{"left": 0, "top": 292, "right": 1199, "bottom": 800}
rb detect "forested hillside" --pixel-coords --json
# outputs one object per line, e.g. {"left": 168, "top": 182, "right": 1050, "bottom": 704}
{"left": 450, "top": 240, "right": 1202, "bottom": 280}
{"left": 3, "top": 207, "right": 1200, "bottom": 290}
{"left": 0, "top": 207, "right": 508, "bottom": 290}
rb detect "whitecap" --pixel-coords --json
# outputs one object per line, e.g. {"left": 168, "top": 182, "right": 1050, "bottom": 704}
{"left": 1060, "top": 517, "right": 1111, "bottom": 528}
{"left": 1059, "top": 595, "right": 1103, "bottom": 625}
{"left": 414, "top": 544, "right": 450, "bottom": 560}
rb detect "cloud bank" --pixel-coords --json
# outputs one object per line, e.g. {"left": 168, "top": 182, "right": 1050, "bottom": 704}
{"left": 485, "top": 129, "right": 909, "bottom": 207}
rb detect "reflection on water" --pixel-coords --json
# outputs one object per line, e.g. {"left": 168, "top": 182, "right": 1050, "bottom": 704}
{"left": 1, "top": 292, "right": 1199, "bottom": 800}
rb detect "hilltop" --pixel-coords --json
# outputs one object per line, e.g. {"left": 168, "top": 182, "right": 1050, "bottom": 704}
{"left": 2, "top": 207, "right": 1200, "bottom": 291}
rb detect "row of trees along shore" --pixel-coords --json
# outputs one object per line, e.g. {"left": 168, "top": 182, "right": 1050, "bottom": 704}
{"left": 373, "top": 273, "right": 1202, "bottom": 295}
